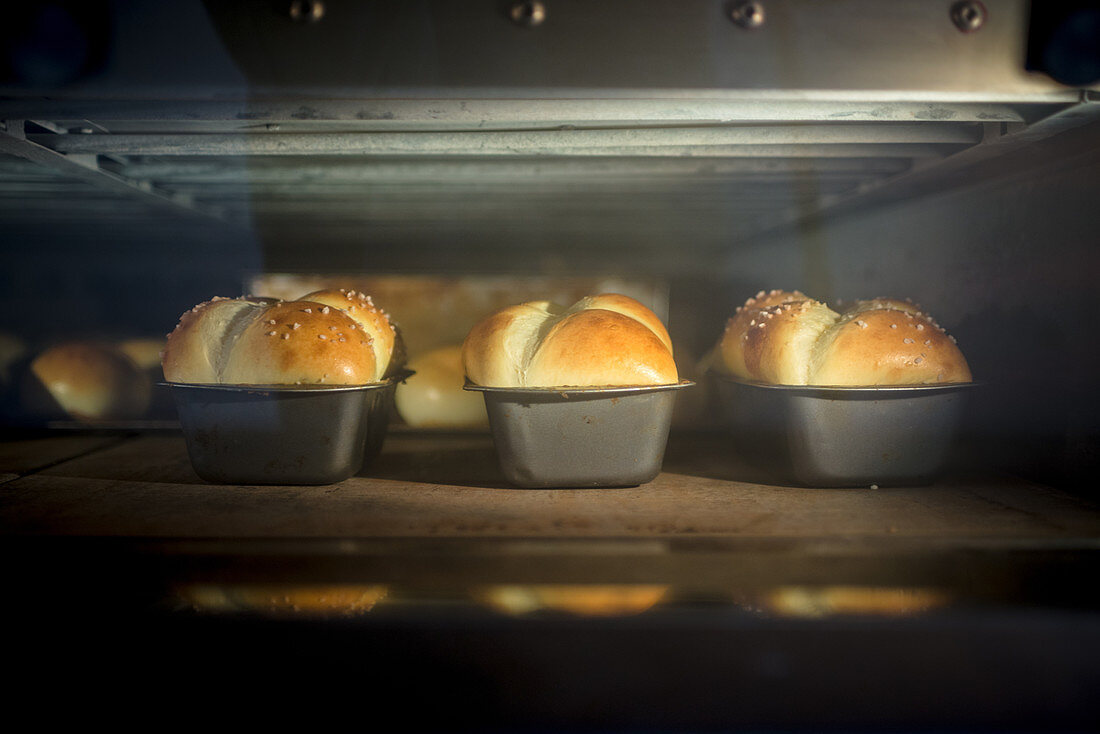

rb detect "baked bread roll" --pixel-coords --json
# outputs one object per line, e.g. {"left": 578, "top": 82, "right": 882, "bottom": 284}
{"left": 162, "top": 289, "right": 404, "bottom": 385}
{"left": 23, "top": 341, "right": 152, "bottom": 420}
{"left": 462, "top": 293, "right": 677, "bottom": 388}
{"left": 395, "top": 345, "right": 489, "bottom": 428}
{"left": 117, "top": 338, "right": 166, "bottom": 371}
{"left": 719, "top": 290, "right": 971, "bottom": 386}
{"left": 720, "top": 290, "right": 839, "bottom": 385}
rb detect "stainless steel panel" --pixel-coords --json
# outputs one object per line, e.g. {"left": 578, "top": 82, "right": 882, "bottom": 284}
{"left": 468, "top": 382, "right": 693, "bottom": 488}
{"left": 717, "top": 378, "right": 977, "bottom": 487}
{"left": 167, "top": 380, "right": 399, "bottom": 485}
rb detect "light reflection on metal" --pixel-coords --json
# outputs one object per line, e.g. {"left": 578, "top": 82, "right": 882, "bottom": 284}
{"left": 475, "top": 585, "right": 669, "bottom": 617}
{"left": 730, "top": 1, "right": 765, "bottom": 30}
{"left": 762, "top": 586, "right": 951, "bottom": 618}
{"left": 177, "top": 584, "right": 389, "bottom": 618}
{"left": 288, "top": 0, "right": 325, "bottom": 24}
{"left": 509, "top": 1, "right": 547, "bottom": 28}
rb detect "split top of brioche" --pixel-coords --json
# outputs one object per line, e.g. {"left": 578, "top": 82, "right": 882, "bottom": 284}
{"left": 462, "top": 293, "right": 678, "bottom": 388}
{"left": 162, "top": 289, "right": 404, "bottom": 385}
{"left": 719, "top": 289, "right": 972, "bottom": 386}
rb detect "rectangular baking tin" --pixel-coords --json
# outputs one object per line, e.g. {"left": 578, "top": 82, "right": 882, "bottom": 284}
{"left": 164, "top": 378, "right": 400, "bottom": 485}
{"left": 716, "top": 376, "right": 977, "bottom": 487}
{"left": 466, "top": 381, "right": 694, "bottom": 489}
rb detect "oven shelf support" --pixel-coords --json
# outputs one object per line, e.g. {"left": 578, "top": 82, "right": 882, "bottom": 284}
{"left": 0, "top": 120, "right": 239, "bottom": 227}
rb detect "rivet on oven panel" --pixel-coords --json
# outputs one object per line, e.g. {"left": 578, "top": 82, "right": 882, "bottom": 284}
{"left": 950, "top": 0, "right": 987, "bottom": 33}
{"left": 509, "top": 1, "right": 547, "bottom": 28}
{"left": 288, "top": 0, "right": 325, "bottom": 23}
{"left": 729, "top": 1, "right": 765, "bottom": 29}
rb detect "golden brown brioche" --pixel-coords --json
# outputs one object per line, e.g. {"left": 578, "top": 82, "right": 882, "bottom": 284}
{"left": 719, "top": 290, "right": 971, "bottom": 386}
{"left": 462, "top": 293, "right": 677, "bottom": 388}
{"left": 298, "top": 288, "right": 406, "bottom": 378}
{"left": 395, "top": 345, "right": 489, "bottom": 428}
{"left": 24, "top": 341, "right": 151, "bottom": 420}
{"left": 812, "top": 303, "right": 972, "bottom": 386}
{"left": 718, "top": 290, "right": 808, "bottom": 379}
{"left": 162, "top": 291, "right": 404, "bottom": 385}
{"left": 720, "top": 290, "right": 839, "bottom": 384}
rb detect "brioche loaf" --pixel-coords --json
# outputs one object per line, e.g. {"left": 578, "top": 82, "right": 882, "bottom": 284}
{"left": 24, "top": 341, "right": 152, "bottom": 420}
{"left": 719, "top": 289, "right": 971, "bottom": 386}
{"left": 162, "top": 289, "right": 403, "bottom": 385}
{"left": 462, "top": 293, "right": 677, "bottom": 388}
{"left": 395, "top": 345, "right": 488, "bottom": 428}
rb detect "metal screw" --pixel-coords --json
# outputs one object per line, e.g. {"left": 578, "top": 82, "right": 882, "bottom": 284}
{"left": 509, "top": 1, "right": 546, "bottom": 27}
{"left": 950, "top": 0, "right": 986, "bottom": 33}
{"left": 730, "top": 1, "right": 765, "bottom": 29}
{"left": 288, "top": 0, "right": 325, "bottom": 23}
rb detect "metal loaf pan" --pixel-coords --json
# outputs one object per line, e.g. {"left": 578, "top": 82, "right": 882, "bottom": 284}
{"left": 466, "top": 381, "right": 694, "bottom": 489}
{"left": 715, "top": 376, "right": 978, "bottom": 488}
{"left": 164, "top": 378, "right": 401, "bottom": 485}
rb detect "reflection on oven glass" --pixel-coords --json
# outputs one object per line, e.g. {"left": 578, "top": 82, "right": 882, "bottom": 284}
{"left": 761, "top": 586, "right": 951, "bottom": 618}
{"left": 176, "top": 584, "right": 389, "bottom": 618}
{"left": 473, "top": 584, "right": 669, "bottom": 617}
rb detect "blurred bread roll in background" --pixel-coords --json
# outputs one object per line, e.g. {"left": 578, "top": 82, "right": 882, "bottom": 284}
{"left": 0, "top": 331, "right": 28, "bottom": 391}
{"left": 23, "top": 341, "right": 151, "bottom": 421}
{"left": 395, "top": 345, "right": 488, "bottom": 429}
{"left": 117, "top": 337, "right": 166, "bottom": 371}
{"left": 161, "top": 289, "right": 404, "bottom": 385}
{"left": 463, "top": 293, "right": 677, "bottom": 388}
{"left": 719, "top": 289, "right": 971, "bottom": 386}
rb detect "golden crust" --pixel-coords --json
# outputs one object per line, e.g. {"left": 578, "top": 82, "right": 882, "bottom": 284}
{"left": 719, "top": 290, "right": 833, "bottom": 384}
{"left": 811, "top": 308, "right": 972, "bottom": 386}
{"left": 162, "top": 291, "right": 402, "bottom": 385}
{"left": 717, "top": 289, "right": 972, "bottom": 386}
{"left": 220, "top": 300, "right": 377, "bottom": 385}
{"left": 575, "top": 293, "right": 673, "bottom": 353}
{"left": 299, "top": 288, "right": 403, "bottom": 379}
{"left": 161, "top": 297, "right": 270, "bottom": 384}
{"left": 462, "top": 293, "right": 676, "bottom": 388}
{"left": 526, "top": 308, "right": 678, "bottom": 387}
{"left": 461, "top": 302, "right": 557, "bottom": 387}
{"left": 26, "top": 341, "right": 151, "bottom": 420}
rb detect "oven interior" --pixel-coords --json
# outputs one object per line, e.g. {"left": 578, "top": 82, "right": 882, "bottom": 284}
{"left": 1, "top": 1, "right": 1099, "bottom": 729}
